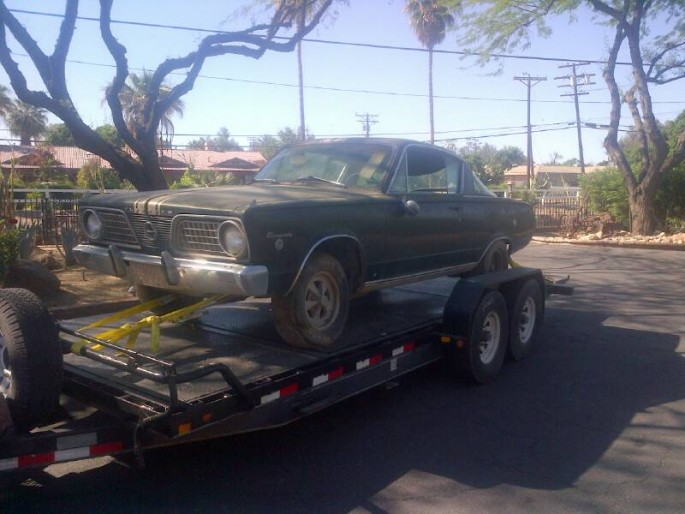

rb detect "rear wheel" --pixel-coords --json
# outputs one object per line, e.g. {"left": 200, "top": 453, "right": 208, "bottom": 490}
{"left": 449, "top": 290, "right": 508, "bottom": 383}
{"left": 480, "top": 241, "right": 509, "bottom": 273}
{"left": 0, "top": 289, "right": 63, "bottom": 432}
{"left": 272, "top": 252, "right": 349, "bottom": 350}
{"left": 508, "top": 279, "right": 543, "bottom": 361}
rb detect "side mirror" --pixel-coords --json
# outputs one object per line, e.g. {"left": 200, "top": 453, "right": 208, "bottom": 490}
{"left": 402, "top": 198, "right": 420, "bottom": 216}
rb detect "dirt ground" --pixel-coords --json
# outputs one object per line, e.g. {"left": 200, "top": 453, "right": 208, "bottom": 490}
{"left": 31, "top": 247, "right": 135, "bottom": 318}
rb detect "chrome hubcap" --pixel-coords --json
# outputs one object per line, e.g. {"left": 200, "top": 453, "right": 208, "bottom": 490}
{"left": 518, "top": 297, "right": 536, "bottom": 344}
{"left": 304, "top": 271, "right": 340, "bottom": 330}
{"left": 479, "top": 311, "right": 501, "bottom": 364}
{"left": 0, "top": 334, "right": 11, "bottom": 397}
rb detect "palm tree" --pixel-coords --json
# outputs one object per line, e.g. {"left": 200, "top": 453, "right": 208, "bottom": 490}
{"left": 6, "top": 101, "right": 48, "bottom": 145}
{"left": 119, "top": 71, "right": 185, "bottom": 144}
{"left": 405, "top": 0, "right": 454, "bottom": 144}
{"left": 0, "top": 85, "right": 13, "bottom": 118}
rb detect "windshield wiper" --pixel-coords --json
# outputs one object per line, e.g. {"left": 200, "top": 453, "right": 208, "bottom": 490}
{"left": 291, "top": 176, "right": 346, "bottom": 187}
{"left": 251, "top": 178, "right": 279, "bottom": 184}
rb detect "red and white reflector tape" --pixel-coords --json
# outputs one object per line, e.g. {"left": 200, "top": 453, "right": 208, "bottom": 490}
{"left": 391, "top": 342, "right": 416, "bottom": 357}
{"left": 0, "top": 436, "right": 124, "bottom": 471}
{"left": 260, "top": 382, "right": 300, "bottom": 405}
{"left": 312, "top": 366, "right": 344, "bottom": 387}
{"left": 356, "top": 354, "right": 383, "bottom": 371}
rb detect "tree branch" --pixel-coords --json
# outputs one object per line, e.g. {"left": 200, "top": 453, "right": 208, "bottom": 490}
{"left": 624, "top": 87, "right": 650, "bottom": 182}
{"left": 99, "top": 0, "right": 146, "bottom": 157}
{"left": 602, "top": 24, "right": 638, "bottom": 192}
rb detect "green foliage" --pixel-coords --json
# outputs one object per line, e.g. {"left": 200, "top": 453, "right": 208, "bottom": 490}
{"left": 405, "top": 0, "right": 455, "bottom": 50}
{"left": 76, "top": 159, "right": 122, "bottom": 190}
{"left": 0, "top": 223, "right": 23, "bottom": 282}
{"left": 580, "top": 169, "right": 630, "bottom": 226}
{"left": 44, "top": 123, "right": 76, "bottom": 145}
{"left": 455, "top": 141, "right": 524, "bottom": 185}
{"left": 95, "top": 124, "right": 125, "bottom": 148}
{"left": 187, "top": 127, "right": 242, "bottom": 151}
{"left": 59, "top": 225, "right": 80, "bottom": 266}
{"left": 250, "top": 127, "right": 314, "bottom": 160}
{"left": 658, "top": 162, "right": 685, "bottom": 230}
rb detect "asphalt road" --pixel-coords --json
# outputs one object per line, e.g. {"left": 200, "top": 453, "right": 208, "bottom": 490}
{"left": 1, "top": 242, "right": 684, "bottom": 513}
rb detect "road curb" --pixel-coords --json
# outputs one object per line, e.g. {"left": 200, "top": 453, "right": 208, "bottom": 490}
{"left": 532, "top": 236, "right": 685, "bottom": 251}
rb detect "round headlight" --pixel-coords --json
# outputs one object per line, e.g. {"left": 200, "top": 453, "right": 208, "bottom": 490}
{"left": 83, "top": 210, "right": 103, "bottom": 240}
{"left": 219, "top": 222, "right": 247, "bottom": 259}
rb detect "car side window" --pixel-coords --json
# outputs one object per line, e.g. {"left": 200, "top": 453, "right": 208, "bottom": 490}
{"left": 389, "top": 147, "right": 462, "bottom": 195}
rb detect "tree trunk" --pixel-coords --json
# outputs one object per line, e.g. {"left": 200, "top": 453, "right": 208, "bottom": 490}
{"left": 628, "top": 186, "right": 659, "bottom": 235}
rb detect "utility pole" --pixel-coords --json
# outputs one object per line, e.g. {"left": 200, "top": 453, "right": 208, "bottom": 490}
{"left": 514, "top": 74, "right": 547, "bottom": 189}
{"left": 555, "top": 62, "right": 595, "bottom": 174}
{"left": 355, "top": 113, "right": 379, "bottom": 138}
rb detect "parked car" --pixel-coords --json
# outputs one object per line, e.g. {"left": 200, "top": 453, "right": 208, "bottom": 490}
{"left": 74, "top": 138, "right": 534, "bottom": 349}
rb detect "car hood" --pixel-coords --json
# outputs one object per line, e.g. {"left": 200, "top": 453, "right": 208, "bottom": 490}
{"left": 80, "top": 184, "right": 384, "bottom": 217}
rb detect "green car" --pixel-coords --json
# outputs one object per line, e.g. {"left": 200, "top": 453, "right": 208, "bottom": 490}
{"left": 74, "top": 138, "right": 534, "bottom": 349}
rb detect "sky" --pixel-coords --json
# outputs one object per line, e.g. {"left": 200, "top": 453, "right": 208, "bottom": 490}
{"left": 1, "top": 0, "right": 683, "bottom": 166}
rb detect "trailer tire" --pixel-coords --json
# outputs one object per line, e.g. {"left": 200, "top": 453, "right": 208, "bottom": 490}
{"left": 452, "top": 290, "right": 508, "bottom": 383}
{"left": 508, "top": 279, "right": 543, "bottom": 361}
{"left": 273, "top": 252, "right": 349, "bottom": 349}
{"left": 0, "top": 289, "right": 62, "bottom": 432}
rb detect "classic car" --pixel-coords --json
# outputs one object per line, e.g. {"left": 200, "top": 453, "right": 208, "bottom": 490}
{"left": 74, "top": 138, "right": 534, "bottom": 349}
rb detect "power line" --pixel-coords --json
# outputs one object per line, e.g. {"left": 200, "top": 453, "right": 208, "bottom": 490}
{"left": 8, "top": 7, "right": 677, "bottom": 69}
{"left": 355, "top": 113, "right": 379, "bottom": 137}
{"left": 555, "top": 62, "right": 596, "bottom": 173}
{"left": 514, "top": 74, "right": 547, "bottom": 189}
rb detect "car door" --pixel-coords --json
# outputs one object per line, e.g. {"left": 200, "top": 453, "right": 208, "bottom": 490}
{"left": 383, "top": 145, "right": 472, "bottom": 278}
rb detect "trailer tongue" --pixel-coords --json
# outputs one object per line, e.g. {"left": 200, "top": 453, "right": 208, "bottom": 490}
{"left": 0, "top": 268, "right": 571, "bottom": 472}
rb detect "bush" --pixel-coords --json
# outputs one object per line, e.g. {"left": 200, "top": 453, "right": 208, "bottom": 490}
{"left": 579, "top": 168, "right": 629, "bottom": 227}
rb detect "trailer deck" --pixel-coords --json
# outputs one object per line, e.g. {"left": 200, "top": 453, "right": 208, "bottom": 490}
{"left": 1, "top": 268, "right": 569, "bottom": 472}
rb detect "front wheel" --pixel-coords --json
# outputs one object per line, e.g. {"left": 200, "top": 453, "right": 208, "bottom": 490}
{"left": 272, "top": 252, "right": 349, "bottom": 350}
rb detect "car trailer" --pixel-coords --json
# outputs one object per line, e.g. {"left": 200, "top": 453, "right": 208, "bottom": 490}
{"left": 0, "top": 267, "right": 572, "bottom": 473}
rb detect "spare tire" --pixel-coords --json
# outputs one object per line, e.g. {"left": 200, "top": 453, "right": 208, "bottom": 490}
{"left": 0, "top": 288, "right": 63, "bottom": 432}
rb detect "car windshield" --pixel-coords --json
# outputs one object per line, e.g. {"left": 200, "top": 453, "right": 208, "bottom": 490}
{"left": 255, "top": 143, "right": 392, "bottom": 190}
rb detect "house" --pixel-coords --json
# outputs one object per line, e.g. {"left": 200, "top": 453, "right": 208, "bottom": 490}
{"left": 0, "top": 145, "right": 267, "bottom": 185}
{"left": 504, "top": 164, "right": 609, "bottom": 188}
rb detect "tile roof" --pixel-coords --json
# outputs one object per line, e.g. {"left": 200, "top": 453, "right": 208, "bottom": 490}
{"left": 0, "top": 145, "right": 266, "bottom": 172}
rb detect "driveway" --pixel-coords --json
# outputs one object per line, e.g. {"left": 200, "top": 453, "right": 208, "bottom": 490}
{"left": 1, "top": 242, "right": 684, "bottom": 513}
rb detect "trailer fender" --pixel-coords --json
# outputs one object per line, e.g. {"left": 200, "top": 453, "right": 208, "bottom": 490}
{"left": 442, "top": 279, "right": 509, "bottom": 383}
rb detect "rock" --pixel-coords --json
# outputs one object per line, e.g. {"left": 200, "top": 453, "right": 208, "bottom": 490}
{"left": 29, "top": 248, "right": 63, "bottom": 270}
{"left": 3, "top": 259, "right": 61, "bottom": 296}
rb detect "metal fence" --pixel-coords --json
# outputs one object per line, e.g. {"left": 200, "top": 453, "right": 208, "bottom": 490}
{"left": 13, "top": 194, "right": 81, "bottom": 245}
{"left": 12, "top": 188, "right": 591, "bottom": 245}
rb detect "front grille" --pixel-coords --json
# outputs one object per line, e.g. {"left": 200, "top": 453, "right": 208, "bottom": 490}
{"left": 98, "top": 210, "right": 137, "bottom": 245}
{"left": 128, "top": 214, "right": 173, "bottom": 251}
{"left": 174, "top": 218, "right": 225, "bottom": 256}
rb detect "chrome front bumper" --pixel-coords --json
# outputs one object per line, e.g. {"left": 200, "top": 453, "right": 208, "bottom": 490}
{"left": 73, "top": 244, "right": 269, "bottom": 297}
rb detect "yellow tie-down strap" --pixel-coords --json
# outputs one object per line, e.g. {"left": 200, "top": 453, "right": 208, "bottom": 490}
{"left": 72, "top": 294, "right": 228, "bottom": 354}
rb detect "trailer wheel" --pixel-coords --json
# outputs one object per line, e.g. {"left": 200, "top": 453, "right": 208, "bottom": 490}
{"left": 508, "top": 279, "right": 543, "bottom": 361}
{"left": 0, "top": 289, "right": 62, "bottom": 432}
{"left": 273, "top": 252, "right": 349, "bottom": 349}
{"left": 451, "top": 290, "right": 508, "bottom": 383}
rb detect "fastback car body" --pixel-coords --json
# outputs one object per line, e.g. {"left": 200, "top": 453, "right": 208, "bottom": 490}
{"left": 74, "top": 138, "right": 534, "bottom": 349}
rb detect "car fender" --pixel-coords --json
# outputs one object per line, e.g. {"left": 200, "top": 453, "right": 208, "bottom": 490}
{"left": 285, "top": 234, "right": 366, "bottom": 296}
{"left": 476, "top": 236, "right": 511, "bottom": 266}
